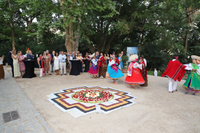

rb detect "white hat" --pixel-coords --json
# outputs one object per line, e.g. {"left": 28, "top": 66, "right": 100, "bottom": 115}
{"left": 110, "top": 54, "right": 115, "bottom": 59}
{"left": 191, "top": 55, "right": 200, "bottom": 60}
{"left": 129, "top": 54, "right": 138, "bottom": 61}
{"left": 90, "top": 53, "right": 95, "bottom": 58}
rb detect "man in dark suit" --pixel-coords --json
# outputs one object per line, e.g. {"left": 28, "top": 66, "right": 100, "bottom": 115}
{"left": 51, "top": 51, "right": 55, "bottom": 73}
{"left": 7, "top": 49, "right": 14, "bottom": 77}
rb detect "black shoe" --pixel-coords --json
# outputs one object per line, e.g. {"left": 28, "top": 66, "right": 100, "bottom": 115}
{"left": 61, "top": 74, "right": 63, "bottom": 76}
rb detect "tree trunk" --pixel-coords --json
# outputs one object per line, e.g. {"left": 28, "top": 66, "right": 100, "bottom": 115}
{"left": 74, "top": 32, "right": 79, "bottom": 52}
{"left": 105, "top": 31, "right": 120, "bottom": 54}
{"left": 8, "top": 0, "right": 15, "bottom": 49}
{"left": 59, "top": 0, "right": 77, "bottom": 53}
{"left": 185, "top": 33, "right": 189, "bottom": 53}
{"left": 185, "top": 17, "right": 190, "bottom": 53}
{"left": 88, "top": 43, "right": 95, "bottom": 53}
{"left": 26, "top": 20, "right": 32, "bottom": 32}
{"left": 65, "top": 25, "right": 76, "bottom": 52}
{"left": 11, "top": 27, "right": 15, "bottom": 50}
{"left": 85, "top": 35, "right": 95, "bottom": 53}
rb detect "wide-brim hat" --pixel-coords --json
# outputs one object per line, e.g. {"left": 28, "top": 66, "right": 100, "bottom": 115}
{"left": 110, "top": 54, "right": 115, "bottom": 58}
{"left": 129, "top": 54, "right": 138, "bottom": 61}
{"left": 90, "top": 53, "right": 95, "bottom": 58}
{"left": 191, "top": 55, "right": 200, "bottom": 60}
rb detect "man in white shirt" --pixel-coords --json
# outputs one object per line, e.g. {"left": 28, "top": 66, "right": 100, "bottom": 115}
{"left": 59, "top": 51, "right": 67, "bottom": 75}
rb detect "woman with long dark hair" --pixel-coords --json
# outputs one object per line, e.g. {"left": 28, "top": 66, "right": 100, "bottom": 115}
{"left": 37, "top": 53, "right": 44, "bottom": 78}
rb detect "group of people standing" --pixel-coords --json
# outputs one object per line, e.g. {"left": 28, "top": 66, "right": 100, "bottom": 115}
{"left": 2, "top": 48, "right": 199, "bottom": 95}
{"left": 6, "top": 49, "right": 53, "bottom": 78}
{"left": 88, "top": 51, "right": 124, "bottom": 79}
{"left": 162, "top": 55, "right": 200, "bottom": 95}
{"left": 37, "top": 50, "right": 56, "bottom": 77}
{"left": 88, "top": 52, "right": 148, "bottom": 87}
{"left": 37, "top": 50, "right": 111, "bottom": 77}
{"left": 6, "top": 49, "right": 26, "bottom": 78}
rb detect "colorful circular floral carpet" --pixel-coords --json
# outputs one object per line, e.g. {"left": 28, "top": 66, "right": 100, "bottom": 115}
{"left": 47, "top": 86, "right": 137, "bottom": 118}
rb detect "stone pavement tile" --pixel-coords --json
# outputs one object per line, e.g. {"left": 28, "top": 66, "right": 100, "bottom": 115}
{"left": 10, "top": 111, "right": 20, "bottom": 121}
{"left": 0, "top": 68, "right": 55, "bottom": 133}
{"left": 0, "top": 98, "right": 32, "bottom": 110}
{"left": 2, "top": 112, "right": 11, "bottom": 123}
{"left": 0, "top": 114, "right": 4, "bottom": 125}
{"left": 33, "top": 115, "right": 55, "bottom": 133}
{"left": 1, "top": 116, "right": 54, "bottom": 133}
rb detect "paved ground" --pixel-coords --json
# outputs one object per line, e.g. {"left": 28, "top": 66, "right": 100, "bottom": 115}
{"left": 0, "top": 68, "right": 54, "bottom": 133}
{"left": 12, "top": 67, "right": 200, "bottom": 133}
{"left": 2, "top": 66, "right": 200, "bottom": 133}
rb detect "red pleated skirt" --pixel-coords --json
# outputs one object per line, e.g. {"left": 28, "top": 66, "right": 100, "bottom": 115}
{"left": 125, "top": 68, "right": 145, "bottom": 84}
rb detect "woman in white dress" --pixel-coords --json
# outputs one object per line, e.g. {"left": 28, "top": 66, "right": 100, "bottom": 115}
{"left": 53, "top": 52, "right": 59, "bottom": 75}
{"left": 11, "top": 49, "right": 20, "bottom": 78}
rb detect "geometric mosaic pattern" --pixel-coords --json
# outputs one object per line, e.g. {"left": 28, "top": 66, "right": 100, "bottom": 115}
{"left": 48, "top": 86, "right": 137, "bottom": 117}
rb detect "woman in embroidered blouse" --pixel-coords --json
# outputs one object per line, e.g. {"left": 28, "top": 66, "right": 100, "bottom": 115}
{"left": 183, "top": 55, "right": 200, "bottom": 95}
{"left": 88, "top": 53, "right": 99, "bottom": 78}
{"left": 139, "top": 57, "right": 148, "bottom": 86}
{"left": 99, "top": 53, "right": 107, "bottom": 78}
{"left": 107, "top": 54, "right": 124, "bottom": 84}
{"left": 125, "top": 54, "right": 144, "bottom": 88}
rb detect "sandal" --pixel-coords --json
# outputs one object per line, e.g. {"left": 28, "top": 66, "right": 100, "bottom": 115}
{"left": 169, "top": 91, "right": 173, "bottom": 93}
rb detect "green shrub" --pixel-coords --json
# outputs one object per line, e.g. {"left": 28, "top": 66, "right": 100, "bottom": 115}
{"left": 122, "top": 55, "right": 128, "bottom": 67}
{"left": 147, "top": 71, "right": 162, "bottom": 76}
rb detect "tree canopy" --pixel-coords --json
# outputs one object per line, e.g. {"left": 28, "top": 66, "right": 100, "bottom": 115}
{"left": 0, "top": 0, "right": 200, "bottom": 71}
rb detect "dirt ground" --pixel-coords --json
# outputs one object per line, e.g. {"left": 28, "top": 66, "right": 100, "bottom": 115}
{"left": 6, "top": 67, "right": 200, "bottom": 133}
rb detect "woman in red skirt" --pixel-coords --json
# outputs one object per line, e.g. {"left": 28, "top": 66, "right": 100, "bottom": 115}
{"left": 88, "top": 53, "right": 99, "bottom": 78}
{"left": 125, "top": 54, "right": 144, "bottom": 88}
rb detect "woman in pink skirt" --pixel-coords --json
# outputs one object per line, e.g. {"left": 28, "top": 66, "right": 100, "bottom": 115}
{"left": 18, "top": 51, "right": 26, "bottom": 77}
{"left": 88, "top": 53, "right": 99, "bottom": 78}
